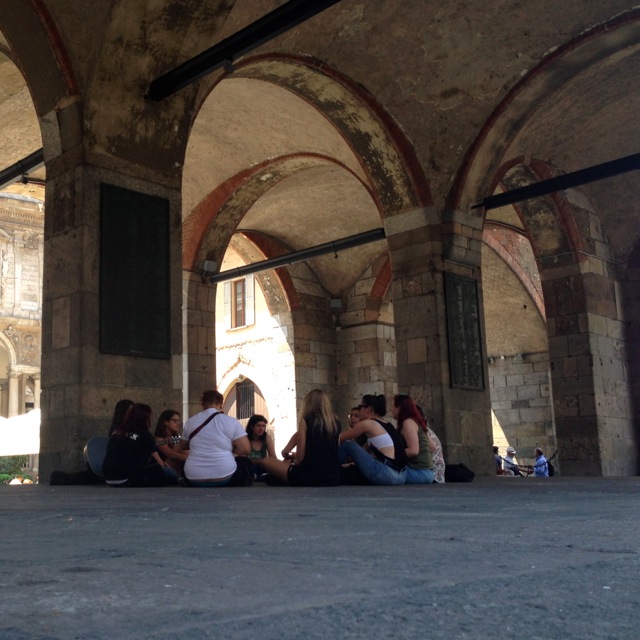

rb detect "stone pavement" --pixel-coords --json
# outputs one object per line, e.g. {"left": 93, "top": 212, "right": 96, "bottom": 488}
{"left": 1, "top": 476, "right": 639, "bottom": 640}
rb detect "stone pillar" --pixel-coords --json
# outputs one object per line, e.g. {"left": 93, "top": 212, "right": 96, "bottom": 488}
{"left": 544, "top": 263, "right": 634, "bottom": 475}
{"left": 386, "top": 207, "right": 493, "bottom": 473}
{"left": 183, "top": 270, "right": 217, "bottom": 419}
{"left": 7, "top": 371, "right": 19, "bottom": 417}
{"left": 33, "top": 375, "right": 41, "bottom": 409}
{"left": 39, "top": 166, "right": 183, "bottom": 477}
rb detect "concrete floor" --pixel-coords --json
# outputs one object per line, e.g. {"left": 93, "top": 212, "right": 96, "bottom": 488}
{"left": 1, "top": 476, "right": 639, "bottom": 639}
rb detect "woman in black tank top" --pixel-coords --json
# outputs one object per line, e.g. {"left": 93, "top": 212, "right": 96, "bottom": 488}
{"left": 253, "top": 389, "right": 340, "bottom": 486}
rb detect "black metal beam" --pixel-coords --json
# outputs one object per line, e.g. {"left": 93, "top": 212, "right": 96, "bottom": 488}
{"left": 0, "top": 148, "right": 45, "bottom": 190}
{"left": 206, "top": 227, "right": 386, "bottom": 284}
{"left": 147, "top": 0, "right": 343, "bottom": 101}
{"left": 472, "top": 152, "right": 640, "bottom": 211}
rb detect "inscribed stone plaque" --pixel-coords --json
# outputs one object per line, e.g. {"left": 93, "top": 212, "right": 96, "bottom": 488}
{"left": 100, "top": 184, "right": 170, "bottom": 359}
{"left": 444, "top": 272, "right": 484, "bottom": 390}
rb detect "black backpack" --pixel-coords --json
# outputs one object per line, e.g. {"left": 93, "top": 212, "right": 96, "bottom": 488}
{"left": 444, "top": 463, "right": 475, "bottom": 482}
{"left": 547, "top": 460, "right": 556, "bottom": 477}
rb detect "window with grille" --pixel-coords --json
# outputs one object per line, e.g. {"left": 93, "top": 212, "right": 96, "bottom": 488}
{"left": 236, "top": 379, "right": 255, "bottom": 419}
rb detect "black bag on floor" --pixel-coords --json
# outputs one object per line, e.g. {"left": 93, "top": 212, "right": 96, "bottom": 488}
{"left": 444, "top": 463, "right": 475, "bottom": 482}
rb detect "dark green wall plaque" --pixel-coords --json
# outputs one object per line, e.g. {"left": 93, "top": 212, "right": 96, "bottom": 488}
{"left": 100, "top": 184, "right": 171, "bottom": 359}
{"left": 444, "top": 272, "right": 484, "bottom": 390}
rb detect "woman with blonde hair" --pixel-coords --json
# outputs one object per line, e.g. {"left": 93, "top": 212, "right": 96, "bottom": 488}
{"left": 255, "top": 389, "right": 340, "bottom": 486}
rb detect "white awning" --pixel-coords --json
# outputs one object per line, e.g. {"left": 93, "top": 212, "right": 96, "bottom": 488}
{"left": 0, "top": 409, "right": 40, "bottom": 456}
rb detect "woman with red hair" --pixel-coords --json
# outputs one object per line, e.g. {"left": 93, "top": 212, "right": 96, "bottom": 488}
{"left": 392, "top": 394, "right": 435, "bottom": 484}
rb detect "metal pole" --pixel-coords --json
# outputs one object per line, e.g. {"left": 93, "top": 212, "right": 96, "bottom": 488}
{"left": 206, "top": 227, "right": 386, "bottom": 284}
{"left": 0, "top": 148, "right": 45, "bottom": 190}
{"left": 472, "top": 152, "right": 640, "bottom": 211}
{"left": 147, "top": 0, "right": 343, "bottom": 101}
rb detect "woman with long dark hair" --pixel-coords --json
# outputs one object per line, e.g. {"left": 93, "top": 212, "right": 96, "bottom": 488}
{"left": 392, "top": 394, "right": 435, "bottom": 484}
{"left": 255, "top": 389, "right": 340, "bottom": 486}
{"left": 103, "top": 403, "right": 176, "bottom": 487}
{"left": 246, "top": 414, "right": 276, "bottom": 480}
{"left": 108, "top": 399, "right": 134, "bottom": 437}
{"left": 154, "top": 409, "right": 188, "bottom": 477}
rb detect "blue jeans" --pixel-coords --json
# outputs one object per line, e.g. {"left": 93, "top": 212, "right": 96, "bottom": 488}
{"left": 404, "top": 466, "right": 435, "bottom": 484}
{"left": 339, "top": 441, "right": 406, "bottom": 485}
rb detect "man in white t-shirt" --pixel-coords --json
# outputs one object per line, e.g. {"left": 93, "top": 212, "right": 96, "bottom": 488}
{"left": 180, "top": 389, "right": 250, "bottom": 486}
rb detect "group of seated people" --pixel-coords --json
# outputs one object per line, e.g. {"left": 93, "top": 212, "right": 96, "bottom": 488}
{"left": 61, "top": 388, "right": 447, "bottom": 488}
{"left": 493, "top": 445, "right": 550, "bottom": 477}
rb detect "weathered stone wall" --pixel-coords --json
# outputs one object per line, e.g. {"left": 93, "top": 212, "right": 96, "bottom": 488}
{"left": 489, "top": 351, "right": 554, "bottom": 468}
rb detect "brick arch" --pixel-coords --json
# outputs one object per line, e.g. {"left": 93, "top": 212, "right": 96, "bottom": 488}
{"left": 448, "top": 8, "right": 640, "bottom": 213}
{"left": 230, "top": 230, "right": 302, "bottom": 313}
{"left": 197, "top": 53, "right": 432, "bottom": 215}
{"left": 182, "top": 153, "right": 376, "bottom": 271}
{"left": 490, "top": 158, "right": 587, "bottom": 265}
{"left": 482, "top": 223, "right": 545, "bottom": 319}
{"left": 0, "top": 1, "right": 79, "bottom": 114}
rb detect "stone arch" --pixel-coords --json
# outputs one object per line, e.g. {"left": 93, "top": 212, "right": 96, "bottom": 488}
{"left": 448, "top": 8, "right": 640, "bottom": 213}
{"left": 197, "top": 53, "right": 432, "bottom": 215}
{"left": 482, "top": 154, "right": 633, "bottom": 474}
{"left": 184, "top": 153, "right": 374, "bottom": 272}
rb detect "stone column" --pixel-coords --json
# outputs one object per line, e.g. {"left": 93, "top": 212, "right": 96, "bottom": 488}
{"left": 183, "top": 270, "right": 217, "bottom": 419}
{"left": 7, "top": 371, "right": 19, "bottom": 417}
{"left": 386, "top": 207, "right": 493, "bottom": 473}
{"left": 39, "top": 166, "right": 183, "bottom": 477}
{"left": 543, "top": 263, "right": 634, "bottom": 475}
{"left": 33, "top": 375, "right": 41, "bottom": 409}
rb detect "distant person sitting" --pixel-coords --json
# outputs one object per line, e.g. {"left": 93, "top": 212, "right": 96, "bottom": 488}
{"left": 502, "top": 446, "right": 522, "bottom": 476}
{"left": 254, "top": 389, "right": 340, "bottom": 487}
{"left": 103, "top": 403, "right": 177, "bottom": 487}
{"left": 246, "top": 414, "right": 276, "bottom": 480}
{"left": 180, "top": 390, "right": 252, "bottom": 487}
{"left": 493, "top": 446, "right": 504, "bottom": 475}
{"left": 417, "top": 404, "right": 445, "bottom": 484}
{"left": 339, "top": 394, "right": 407, "bottom": 486}
{"left": 154, "top": 409, "right": 188, "bottom": 478}
{"left": 49, "top": 398, "right": 134, "bottom": 485}
{"left": 533, "top": 447, "right": 549, "bottom": 477}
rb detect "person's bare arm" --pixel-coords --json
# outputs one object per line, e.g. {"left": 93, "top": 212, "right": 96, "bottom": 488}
{"left": 293, "top": 418, "right": 306, "bottom": 463}
{"left": 266, "top": 434, "right": 277, "bottom": 458}
{"left": 339, "top": 421, "right": 368, "bottom": 443}
{"left": 232, "top": 435, "right": 251, "bottom": 456}
{"left": 281, "top": 432, "right": 298, "bottom": 459}
{"left": 401, "top": 419, "right": 420, "bottom": 458}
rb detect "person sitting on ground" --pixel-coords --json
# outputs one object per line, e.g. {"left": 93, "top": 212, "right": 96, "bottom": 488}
{"left": 417, "top": 404, "right": 445, "bottom": 483}
{"left": 347, "top": 405, "right": 368, "bottom": 447}
{"left": 180, "top": 390, "right": 252, "bottom": 487}
{"left": 493, "top": 445, "right": 504, "bottom": 475}
{"left": 49, "top": 398, "right": 135, "bottom": 485}
{"left": 502, "top": 446, "right": 522, "bottom": 476}
{"left": 254, "top": 389, "right": 340, "bottom": 487}
{"left": 393, "top": 394, "right": 435, "bottom": 484}
{"left": 246, "top": 414, "right": 276, "bottom": 480}
{"left": 533, "top": 447, "right": 549, "bottom": 477}
{"left": 103, "top": 403, "right": 177, "bottom": 487}
{"left": 154, "top": 410, "right": 188, "bottom": 478}
{"left": 338, "top": 393, "right": 407, "bottom": 485}
{"left": 108, "top": 399, "right": 135, "bottom": 437}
